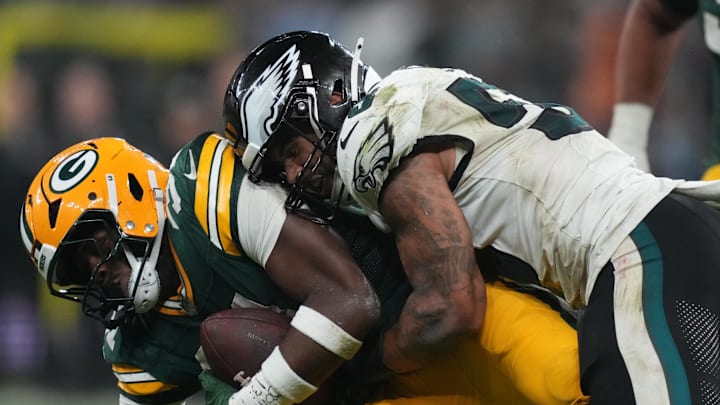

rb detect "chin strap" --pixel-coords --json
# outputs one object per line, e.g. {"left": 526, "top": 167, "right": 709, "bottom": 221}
{"left": 107, "top": 169, "right": 165, "bottom": 314}
{"left": 350, "top": 37, "right": 365, "bottom": 104}
{"left": 129, "top": 169, "right": 166, "bottom": 313}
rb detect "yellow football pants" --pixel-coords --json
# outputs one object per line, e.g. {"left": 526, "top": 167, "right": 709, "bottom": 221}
{"left": 370, "top": 281, "right": 589, "bottom": 405}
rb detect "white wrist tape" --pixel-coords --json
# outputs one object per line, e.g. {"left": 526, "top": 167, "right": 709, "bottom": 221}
{"left": 607, "top": 102, "right": 654, "bottom": 171}
{"left": 608, "top": 102, "right": 654, "bottom": 148}
{"left": 228, "top": 367, "right": 293, "bottom": 405}
{"left": 263, "top": 346, "right": 317, "bottom": 403}
{"left": 291, "top": 305, "right": 363, "bottom": 360}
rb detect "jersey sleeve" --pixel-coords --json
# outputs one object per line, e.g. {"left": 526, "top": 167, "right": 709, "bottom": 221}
{"left": 112, "top": 363, "right": 195, "bottom": 405}
{"left": 335, "top": 68, "right": 450, "bottom": 231}
{"left": 103, "top": 318, "right": 202, "bottom": 405}
{"left": 236, "top": 175, "right": 288, "bottom": 266}
{"left": 337, "top": 66, "right": 467, "bottom": 232}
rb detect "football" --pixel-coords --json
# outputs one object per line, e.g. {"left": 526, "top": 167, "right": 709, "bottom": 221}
{"left": 199, "top": 307, "right": 291, "bottom": 389}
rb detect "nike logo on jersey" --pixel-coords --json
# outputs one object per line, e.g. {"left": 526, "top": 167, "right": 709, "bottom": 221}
{"left": 339, "top": 121, "right": 358, "bottom": 150}
{"left": 353, "top": 118, "right": 393, "bottom": 193}
{"left": 183, "top": 150, "right": 197, "bottom": 180}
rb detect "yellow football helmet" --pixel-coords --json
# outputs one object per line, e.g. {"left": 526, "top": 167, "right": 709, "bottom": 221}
{"left": 19, "top": 137, "right": 169, "bottom": 328}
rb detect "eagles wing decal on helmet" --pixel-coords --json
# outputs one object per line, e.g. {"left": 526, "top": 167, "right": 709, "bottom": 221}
{"left": 353, "top": 118, "right": 393, "bottom": 193}
{"left": 239, "top": 44, "right": 301, "bottom": 148}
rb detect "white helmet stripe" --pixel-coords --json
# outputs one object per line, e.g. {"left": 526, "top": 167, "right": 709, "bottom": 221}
{"left": 147, "top": 169, "right": 166, "bottom": 270}
{"left": 301, "top": 64, "right": 323, "bottom": 139}
{"left": 105, "top": 173, "right": 119, "bottom": 217}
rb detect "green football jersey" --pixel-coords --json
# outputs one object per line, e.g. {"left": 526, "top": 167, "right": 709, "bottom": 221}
{"left": 165, "top": 132, "right": 298, "bottom": 316}
{"left": 103, "top": 132, "right": 409, "bottom": 404}
{"left": 102, "top": 305, "right": 204, "bottom": 404}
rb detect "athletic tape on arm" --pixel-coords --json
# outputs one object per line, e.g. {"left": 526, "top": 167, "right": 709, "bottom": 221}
{"left": 261, "top": 347, "right": 317, "bottom": 402}
{"left": 290, "top": 305, "right": 363, "bottom": 360}
{"left": 607, "top": 102, "right": 654, "bottom": 171}
{"left": 228, "top": 368, "right": 292, "bottom": 405}
{"left": 228, "top": 346, "right": 317, "bottom": 405}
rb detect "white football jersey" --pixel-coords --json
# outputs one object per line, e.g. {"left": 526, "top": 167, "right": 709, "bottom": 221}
{"left": 335, "top": 66, "right": 683, "bottom": 307}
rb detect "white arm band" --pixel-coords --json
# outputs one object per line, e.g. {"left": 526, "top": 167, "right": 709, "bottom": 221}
{"left": 290, "top": 305, "right": 363, "bottom": 360}
{"left": 228, "top": 347, "right": 317, "bottom": 405}
{"left": 607, "top": 102, "right": 654, "bottom": 172}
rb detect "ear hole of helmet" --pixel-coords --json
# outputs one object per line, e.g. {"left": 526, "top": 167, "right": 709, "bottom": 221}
{"left": 331, "top": 79, "right": 346, "bottom": 105}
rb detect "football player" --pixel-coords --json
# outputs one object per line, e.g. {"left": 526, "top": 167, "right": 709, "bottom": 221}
{"left": 21, "top": 136, "right": 586, "bottom": 405}
{"left": 225, "top": 31, "right": 720, "bottom": 404}
{"left": 220, "top": 31, "right": 588, "bottom": 405}
{"left": 608, "top": 0, "right": 720, "bottom": 179}
{"left": 21, "top": 136, "right": 379, "bottom": 405}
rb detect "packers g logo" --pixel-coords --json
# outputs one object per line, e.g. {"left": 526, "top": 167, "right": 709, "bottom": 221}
{"left": 49, "top": 149, "right": 99, "bottom": 193}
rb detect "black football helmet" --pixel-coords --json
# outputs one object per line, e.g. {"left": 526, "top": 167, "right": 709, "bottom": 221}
{"left": 223, "top": 31, "right": 381, "bottom": 222}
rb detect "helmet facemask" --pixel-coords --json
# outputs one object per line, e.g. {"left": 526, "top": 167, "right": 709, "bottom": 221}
{"left": 223, "top": 31, "right": 381, "bottom": 223}
{"left": 82, "top": 232, "right": 156, "bottom": 330}
{"left": 281, "top": 128, "right": 340, "bottom": 225}
{"left": 49, "top": 210, "right": 162, "bottom": 329}
{"left": 280, "top": 40, "right": 374, "bottom": 223}
{"left": 264, "top": 79, "right": 347, "bottom": 224}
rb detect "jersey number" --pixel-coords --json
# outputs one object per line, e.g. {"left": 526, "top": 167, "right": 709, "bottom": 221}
{"left": 447, "top": 77, "right": 592, "bottom": 140}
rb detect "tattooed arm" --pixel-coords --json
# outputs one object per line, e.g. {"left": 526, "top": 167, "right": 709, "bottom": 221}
{"left": 378, "top": 144, "right": 487, "bottom": 373}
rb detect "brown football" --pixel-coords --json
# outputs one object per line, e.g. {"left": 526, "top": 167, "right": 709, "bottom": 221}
{"left": 200, "top": 307, "right": 291, "bottom": 389}
{"left": 199, "top": 307, "right": 332, "bottom": 404}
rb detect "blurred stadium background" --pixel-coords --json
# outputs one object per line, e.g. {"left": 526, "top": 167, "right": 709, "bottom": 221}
{"left": 0, "top": 1, "right": 711, "bottom": 403}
